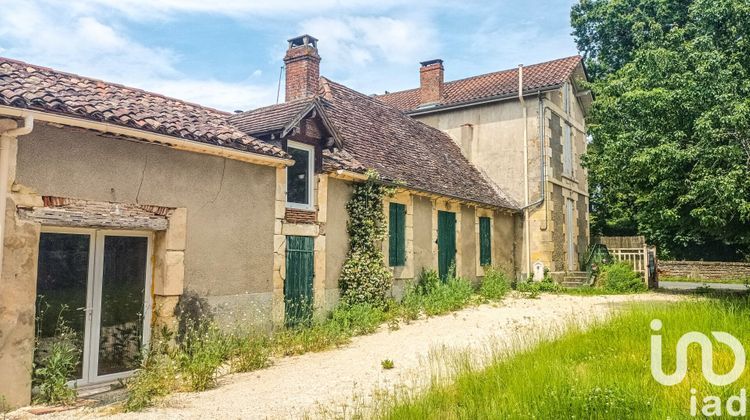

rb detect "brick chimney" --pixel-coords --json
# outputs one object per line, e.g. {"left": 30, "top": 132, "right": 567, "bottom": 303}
{"left": 284, "top": 35, "right": 321, "bottom": 102}
{"left": 419, "top": 59, "right": 444, "bottom": 105}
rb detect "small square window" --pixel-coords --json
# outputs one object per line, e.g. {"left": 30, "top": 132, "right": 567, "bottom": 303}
{"left": 287, "top": 142, "right": 314, "bottom": 209}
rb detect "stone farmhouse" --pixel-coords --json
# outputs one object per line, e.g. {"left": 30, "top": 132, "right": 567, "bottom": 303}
{"left": 0, "top": 35, "right": 589, "bottom": 406}
{"left": 377, "top": 55, "right": 592, "bottom": 280}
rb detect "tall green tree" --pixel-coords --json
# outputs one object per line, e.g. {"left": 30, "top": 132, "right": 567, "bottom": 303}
{"left": 572, "top": 0, "right": 750, "bottom": 260}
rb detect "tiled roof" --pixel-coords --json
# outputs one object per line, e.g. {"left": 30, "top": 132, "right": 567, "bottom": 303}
{"left": 229, "top": 98, "right": 314, "bottom": 136}
{"left": 377, "top": 56, "right": 582, "bottom": 112}
{"left": 319, "top": 78, "right": 518, "bottom": 209}
{"left": 0, "top": 58, "right": 288, "bottom": 159}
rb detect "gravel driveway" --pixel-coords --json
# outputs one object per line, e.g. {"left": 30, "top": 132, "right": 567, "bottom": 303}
{"left": 23, "top": 293, "right": 681, "bottom": 420}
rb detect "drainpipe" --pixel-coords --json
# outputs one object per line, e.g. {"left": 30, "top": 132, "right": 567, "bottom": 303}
{"left": 0, "top": 114, "right": 34, "bottom": 278}
{"left": 519, "top": 65, "right": 531, "bottom": 276}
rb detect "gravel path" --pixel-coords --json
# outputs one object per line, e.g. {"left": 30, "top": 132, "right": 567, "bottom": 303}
{"left": 24, "top": 293, "right": 681, "bottom": 419}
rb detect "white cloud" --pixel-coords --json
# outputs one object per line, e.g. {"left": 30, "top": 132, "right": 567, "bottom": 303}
{"left": 0, "top": 1, "right": 276, "bottom": 110}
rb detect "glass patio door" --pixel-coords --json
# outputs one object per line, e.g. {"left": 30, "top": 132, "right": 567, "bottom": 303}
{"left": 35, "top": 228, "right": 153, "bottom": 387}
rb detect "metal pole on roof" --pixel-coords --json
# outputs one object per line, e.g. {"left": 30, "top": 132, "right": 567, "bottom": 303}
{"left": 276, "top": 66, "right": 284, "bottom": 104}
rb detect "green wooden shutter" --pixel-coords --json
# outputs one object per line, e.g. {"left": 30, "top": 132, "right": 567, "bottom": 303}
{"left": 285, "top": 236, "right": 314, "bottom": 327}
{"left": 437, "top": 211, "right": 457, "bottom": 280}
{"left": 479, "top": 217, "right": 492, "bottom": 266}
{"left": 389, "top": 203, "right": 406, "bottom": 266}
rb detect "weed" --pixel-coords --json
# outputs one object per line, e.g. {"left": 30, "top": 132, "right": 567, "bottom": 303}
{"left": 381, "top": 359, "right": 395, "bottom": 370}
{"left": 124, "top": 349, "right": 177, "bottom": 411}
{"left": 230, "top": 334, "right": 271, "bottom": 373}
{"left": 479, "top": 266, "right": 511, "bottom": 300}
{"left": 600, "top": 262, "right": 647, "bottom": 293}
{"left": 33, "top": 306, "right": 80, "bottom": 405}
{"left": 177, "top": 320, "right": 232, "bottom": 392}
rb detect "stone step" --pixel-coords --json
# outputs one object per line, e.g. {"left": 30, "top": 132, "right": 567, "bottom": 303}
{"left": 562, "top": 281, "right": 586, "bottom": 288}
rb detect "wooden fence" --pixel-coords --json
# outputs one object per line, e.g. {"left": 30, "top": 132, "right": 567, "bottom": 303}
{"left": 593, "top": 236, "right": 657, "bottom": 287}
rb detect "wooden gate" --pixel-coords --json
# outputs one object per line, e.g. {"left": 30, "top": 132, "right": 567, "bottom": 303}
{"left": 593, "top": 236, "right": 656, "bottom": 287}
{"left": 285, "top": 236, "right": 314, "bottom": 326}
{"left": 437, "top": 211, "right": 456, "bottom": 280}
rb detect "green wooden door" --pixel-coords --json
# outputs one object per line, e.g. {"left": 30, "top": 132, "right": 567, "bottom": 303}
{"left": 437, "top": 211, "right": 456, "bottom": 280}
{"left": 285, "top": 236, "right": 314, "bottom": 327}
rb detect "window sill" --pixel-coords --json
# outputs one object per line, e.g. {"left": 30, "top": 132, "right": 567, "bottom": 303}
{"left": 286, "top": 203, "right": 315, "bottom": 212}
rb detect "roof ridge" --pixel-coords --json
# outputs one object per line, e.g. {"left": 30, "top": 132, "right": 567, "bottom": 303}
{"left": 231, "top": 97, "right": 315, "bottom": 118}
{"left": 378, "top": 55, "right": 582, "bottom": 98}
{"left": 0, "top": 56, "right": 232, "bottom": 116}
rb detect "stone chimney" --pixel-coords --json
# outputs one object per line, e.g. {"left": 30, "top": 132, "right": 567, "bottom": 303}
{"left": 419, "top": 59, "right": 444, "bottom": 105}
{"left": 284, "top": 34, "right": 321, "bottom": 102}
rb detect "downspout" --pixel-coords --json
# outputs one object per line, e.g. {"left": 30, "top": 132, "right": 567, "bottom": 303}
{"left": 0, "top": 114, "right": 34, "bottom": 278}
{"left": 519, "top": 65, "right": 531, "bottom": 276}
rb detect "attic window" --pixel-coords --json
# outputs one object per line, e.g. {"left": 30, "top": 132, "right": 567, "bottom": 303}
{"left": 287, "top": 141, "right": 314, "bottom": 210}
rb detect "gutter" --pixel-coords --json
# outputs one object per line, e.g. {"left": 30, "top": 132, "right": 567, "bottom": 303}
{"left": 405, "top": 84, "right": 562, "bottom": 117}
{"left": 0, "top": 113, "right": 34, "bottom": 279}
{"left": 0, "top": 106, "right": 295, "bottom": 169}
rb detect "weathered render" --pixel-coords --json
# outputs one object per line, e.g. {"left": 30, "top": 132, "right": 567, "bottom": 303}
{"left": 378, "top": 58, "right": 592, "bottom": 279}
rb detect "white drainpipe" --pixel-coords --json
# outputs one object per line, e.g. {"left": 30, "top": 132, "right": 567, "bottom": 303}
{"left": 0, "top": 114, "right": 34, "bottom": 278}
{"left": 518, "top": 65, "right": 532, "bottom": 277}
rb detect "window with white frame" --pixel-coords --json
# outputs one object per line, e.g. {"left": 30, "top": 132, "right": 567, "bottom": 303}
{"left": 286, "top": 142, "right": 314, "bottom": 210}
{"left": 563, "top": 123, "right": 573, "bottom": 177}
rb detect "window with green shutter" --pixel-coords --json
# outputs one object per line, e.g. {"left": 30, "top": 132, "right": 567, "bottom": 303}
{"left": 479, "top": 217, "right": 491, "bottom": 266}
{"left": 389, "top": 203, "right": 406, "bottom": 266}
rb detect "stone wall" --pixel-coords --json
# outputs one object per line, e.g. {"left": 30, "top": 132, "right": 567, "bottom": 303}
{"left": 658, "top": 261, "right": 750, "bottom": 280}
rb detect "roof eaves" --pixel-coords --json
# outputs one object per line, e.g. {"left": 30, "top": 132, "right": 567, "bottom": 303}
{"left": 405, "top": 84, "right": 563, "bottom": 116}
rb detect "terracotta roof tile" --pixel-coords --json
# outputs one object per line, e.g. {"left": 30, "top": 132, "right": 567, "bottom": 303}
{"left": 377, "top": 56, "right": 582, "bottom": 112}
{"left": 229, "top": 98, "right": 314, "bottom": 136}
{"left": 319, "top": 78, "right": 517, "bottom": 209}
{"left": 0, "top": 58, "right": 288, "bottom": 159}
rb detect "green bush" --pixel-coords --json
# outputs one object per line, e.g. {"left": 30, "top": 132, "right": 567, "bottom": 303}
{"left": 329, "top": 302, "right": 387, "bottom": 336}
{"left": 600, "top": 262, "right": 647, "bottom": 293}
{"left": 479, "top": 267, "right": 511, "bottom": 300}
{"left": 516, "top": 276, "right": 562, "bottom": 298}
{"left": 401, "top": 269, "right": 475, "bottom": 317}
{"left": 339, "top": 171, "right": 395, "bottom": 307}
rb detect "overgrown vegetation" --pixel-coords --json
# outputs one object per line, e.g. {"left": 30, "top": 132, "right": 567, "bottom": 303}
{"left": 373, "top": 297, "right": 750, "bottom": 418}
{"left": 661, "top": 276, "right": 750, "bottom": 286}
{"left": 599, "top": 261, "right": 648, "bottom": 293}
{"left": 32, "top": 304, "right": 80, "bottom": 405}
{"left": 478, "top": 266, "right": 512, "bottom": 300}
{"left": 515, "top": 274, "right": 563, "bottom": 298}
{"left": 124, "top": 265, "right": 518, "bottom": 411}
{"left": 399, "top": 268, "right": 475, "bottom": 318}
{"left": 339, "top": 171, "right": 396, "bottom": 307}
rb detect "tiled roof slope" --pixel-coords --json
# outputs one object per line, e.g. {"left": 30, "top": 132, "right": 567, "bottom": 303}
{"left": 377, "top": 56, "right": 582, "bottom": 112}
{"left": 229, "top": 98, "right": 314, "bottom": 136}
{"left": 319, "top": 78, "right": 518, "bottom": 209}
{"left": 0, "top": 58, "right": 288, "bottom": 158}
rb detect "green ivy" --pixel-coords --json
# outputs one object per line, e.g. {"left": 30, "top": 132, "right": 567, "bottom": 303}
{"left": 339, "top": 170, "right": 395, "bottom": 307}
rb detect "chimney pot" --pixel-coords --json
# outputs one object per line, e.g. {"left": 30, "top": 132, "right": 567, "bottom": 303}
{"left": 284, "top": 34, "right": 321, "bottom": 102}
{"left": 419, "top": 59, "right": 444, "bottom": 105}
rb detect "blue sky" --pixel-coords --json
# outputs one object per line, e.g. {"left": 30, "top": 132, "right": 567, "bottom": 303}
{"left": 0, "top": 0, "right": 579, "bottom": 111}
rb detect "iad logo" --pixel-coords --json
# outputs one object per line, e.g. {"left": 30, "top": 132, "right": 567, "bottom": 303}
{"left": 650, "top": 319, "right": 745, "bottom": 386}
{"left": 650, "top": 319, "right": 747, "bottom": 417}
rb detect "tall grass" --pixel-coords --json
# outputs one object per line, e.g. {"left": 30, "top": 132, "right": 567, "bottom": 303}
{"left": 373, "top": 297, "right": 750, "bottom": 419}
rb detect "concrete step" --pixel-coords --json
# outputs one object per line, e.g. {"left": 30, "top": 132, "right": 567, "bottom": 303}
{"left": 562, "top": 271, "right": 589, "bottom": 288}
{"left": 562, "top": 281, "right": 586, "bottom": 288}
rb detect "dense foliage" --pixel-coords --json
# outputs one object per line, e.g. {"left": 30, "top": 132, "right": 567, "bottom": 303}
{"left": 339, "top": 171, "right": 395, "bottom": 306}
{"left": 572, "top": 0, "right": 750, "bottom": 260}
{"left": 599, "top": 261, "right": 648, "bottom": 292}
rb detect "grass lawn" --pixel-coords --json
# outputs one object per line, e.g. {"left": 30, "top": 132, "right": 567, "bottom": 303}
{"left": 661, "top": 276, "right": 750, "bottom": 285}
{"left": 375, "top": 296, "right": 750, "bottom": 419}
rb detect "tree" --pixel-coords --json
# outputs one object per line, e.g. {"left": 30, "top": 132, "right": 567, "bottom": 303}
{"left": 573, "top": 0, "right": 750, "bottom": 260}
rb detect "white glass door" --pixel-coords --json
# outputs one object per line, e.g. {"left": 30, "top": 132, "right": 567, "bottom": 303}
{"left": 35, "top": 228, "right": 153, "bottom": 387}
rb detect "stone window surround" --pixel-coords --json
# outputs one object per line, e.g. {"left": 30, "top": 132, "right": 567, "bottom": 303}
{"left": 383, "top": 190, "right": 414, "bottom": 280}
{"left": 272, "top": 167, "right": 328, "bottom": 326}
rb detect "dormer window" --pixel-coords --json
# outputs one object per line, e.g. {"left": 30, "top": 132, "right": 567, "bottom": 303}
{"left": 287, "top": 141, "right": 314, "bottom": 210}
